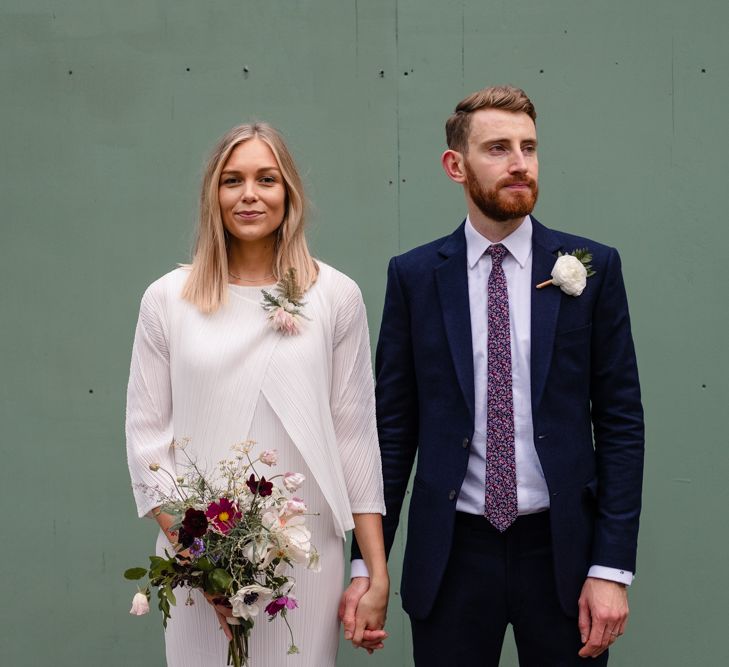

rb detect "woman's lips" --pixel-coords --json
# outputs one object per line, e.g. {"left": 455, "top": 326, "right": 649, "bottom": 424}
{"left": 235, "top": 211, "right": 264, "bottom": 219}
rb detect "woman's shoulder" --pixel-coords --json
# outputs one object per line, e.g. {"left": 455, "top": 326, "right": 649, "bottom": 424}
{"left": 143, "top": 266, "right": 190, "bottom": 298}
{"left": 313, "top": 260, "right": 363, "bottom": 302}
{"left": 139, "top": 266, "right": 191, "bottom": 314}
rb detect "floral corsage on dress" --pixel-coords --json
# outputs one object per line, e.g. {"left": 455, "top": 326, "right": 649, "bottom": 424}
{"left": 261, "top": 268, "right": 310, "bottom": 335}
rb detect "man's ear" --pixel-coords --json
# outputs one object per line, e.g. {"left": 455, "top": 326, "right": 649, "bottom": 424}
{"left": 441, "top": 149, "right": 466, "bottom": 183}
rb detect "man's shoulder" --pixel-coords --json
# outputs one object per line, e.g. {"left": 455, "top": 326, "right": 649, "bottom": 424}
{"left": 534, "top": 218, "right": 616, "bottom": 262}
{"left": 390, "top": 223, "right": 465, "bottom": 271}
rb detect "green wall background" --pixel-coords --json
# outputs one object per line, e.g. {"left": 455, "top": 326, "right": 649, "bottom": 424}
{"left": 2, "top": 1, "right": 727, "bottom": 665}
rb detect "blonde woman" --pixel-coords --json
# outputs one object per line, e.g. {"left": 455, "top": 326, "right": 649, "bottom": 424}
{"left": 126, "top": 123, "right": 388, "bottom": 666}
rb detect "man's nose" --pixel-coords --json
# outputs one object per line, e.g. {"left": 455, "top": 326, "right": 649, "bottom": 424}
{"left": 509, "top": 151, "right": 528, "bottom": 173}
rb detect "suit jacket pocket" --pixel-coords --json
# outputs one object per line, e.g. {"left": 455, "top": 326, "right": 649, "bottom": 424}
{"left": 554, "top": 323, "right": 592, "bottom": 349}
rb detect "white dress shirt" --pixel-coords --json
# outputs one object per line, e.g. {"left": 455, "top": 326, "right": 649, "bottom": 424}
{"left": 457, "top": 215, "right": 549, "bottom": 515}
{"left": 352, "top": 216, "right": 632, "bottom": 585}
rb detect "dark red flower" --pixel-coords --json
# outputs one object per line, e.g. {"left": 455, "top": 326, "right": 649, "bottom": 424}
{"left": 205, "top": 498, "right": 241, "bottom": 534}
{"left": 181, "top": 507, "right": 208, "bottom": 538}
{"left": 177, "top": 526, "right": 194, "bottom": 548}
{"left": 246, "top": 474, "right": 273, "bottom": 497}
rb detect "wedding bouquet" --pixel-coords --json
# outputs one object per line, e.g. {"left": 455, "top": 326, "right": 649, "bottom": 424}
{"left": 125, "top": 439, "right": 320, "bottom": 667}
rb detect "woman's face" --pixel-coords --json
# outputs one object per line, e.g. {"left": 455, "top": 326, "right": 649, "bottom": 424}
{"left": 218, "top": 138, "right": 286, "bottom": 249}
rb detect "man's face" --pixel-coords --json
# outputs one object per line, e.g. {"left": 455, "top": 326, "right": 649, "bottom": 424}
{"left": 462, "top": 109, "right": 539, "bottom": 223}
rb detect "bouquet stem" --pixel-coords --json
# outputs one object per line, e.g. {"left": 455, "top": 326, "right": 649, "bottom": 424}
{"left": 227, "top": 622, "right": 250, "bottom": 667}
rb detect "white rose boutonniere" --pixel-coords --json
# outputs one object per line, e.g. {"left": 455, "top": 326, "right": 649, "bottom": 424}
{"left": 536, "top": 248, "right": 596, "bottom": 296}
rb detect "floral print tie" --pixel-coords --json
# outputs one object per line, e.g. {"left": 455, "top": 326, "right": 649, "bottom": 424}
{"left": 484, "top": 244, "right": 518, "bottom": 532}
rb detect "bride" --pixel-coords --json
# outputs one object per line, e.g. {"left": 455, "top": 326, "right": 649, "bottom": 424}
{"left": 126, "top": 122, "right": 388, "bottom": 665}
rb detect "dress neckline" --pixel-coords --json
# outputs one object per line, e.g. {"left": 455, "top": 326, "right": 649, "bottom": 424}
{"left": 227, "top": 283, "right": 277, "bottom": 305}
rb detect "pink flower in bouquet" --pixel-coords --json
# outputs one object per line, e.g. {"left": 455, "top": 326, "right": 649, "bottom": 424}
{"left": 265, "top": 595, "right": 298, "bottom": 617}
{"left": 205, "top": 498, "right": 241, "bottom": 533}
{"left": 129, "top": 592, "right": 150, "bottom": 616}
{"left": 270, "top": 307, "right": 299, "bottom": 335}
{"left": 283, "top": 497, "right": 307, "bottom": 517}
{"left": 259, "top": 449, "right": 278, "bottom": 466}
{"left": 283, "top": 472, "right": 305, "bottom": 492}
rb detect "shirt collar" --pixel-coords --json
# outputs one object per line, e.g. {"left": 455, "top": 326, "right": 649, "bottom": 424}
{"left": 465, "top": 215, "right": 533, "bottom": 269}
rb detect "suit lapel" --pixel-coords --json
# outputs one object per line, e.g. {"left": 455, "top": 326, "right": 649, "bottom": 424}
{"left": 435, "top": 223, "right": 475, "bottom": 422}
{"left": 530, "top": 218, "right": 563, "bottom": 410}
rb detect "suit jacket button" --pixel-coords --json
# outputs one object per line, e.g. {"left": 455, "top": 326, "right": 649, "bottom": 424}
{"left": 462, "top": 437, "right": 469, "bottom": 448}
{"left": 448, "top": 490, "right": 456, "bottom": 500}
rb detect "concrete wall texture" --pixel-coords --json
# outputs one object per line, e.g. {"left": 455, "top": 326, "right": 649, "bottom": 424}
{"left": 2, "top": 1, "right": 727, "bottom": 665}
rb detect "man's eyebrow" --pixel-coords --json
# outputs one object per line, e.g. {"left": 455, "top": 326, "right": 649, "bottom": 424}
{"left": 478, "top": 137, "right": 538, "bottom": 146}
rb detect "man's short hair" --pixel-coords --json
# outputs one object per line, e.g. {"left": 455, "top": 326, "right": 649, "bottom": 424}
{"left": 445, "top": 85, "right": 537, "bottom": 153}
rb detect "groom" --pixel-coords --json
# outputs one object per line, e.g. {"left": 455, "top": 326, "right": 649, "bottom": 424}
{"left": 344, "top": 85, "right": 644, "bottom": 664}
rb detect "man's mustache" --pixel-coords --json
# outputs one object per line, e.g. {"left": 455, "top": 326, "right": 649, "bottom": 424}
{"left": 497, "top": 177, "right": 538, "bottom": 190}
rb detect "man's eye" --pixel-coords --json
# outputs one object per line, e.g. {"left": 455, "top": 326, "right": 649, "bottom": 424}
{"left": 523, "top": 145, "right": 537, "bottom": 155}
{"left": 489, "top": 145, "right": 505, "bottom": 154}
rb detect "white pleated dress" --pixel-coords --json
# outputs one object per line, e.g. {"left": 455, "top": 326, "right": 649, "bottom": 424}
{"left": 126, "top": 264, "right": 385, "bottom": 667}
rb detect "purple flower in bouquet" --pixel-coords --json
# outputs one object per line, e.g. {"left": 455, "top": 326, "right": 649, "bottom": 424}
{"left": 190, "top": 538, "right": 205, "bottom": 557}
{"left": 265, "top": 595, "right": 298, "bottom": 618}
{"left": 246, "top": 474, "right": 273, "bottom": 497}
{"left": 181, "top": 508, "right": 208, "bottom": 538}
{"left": 205, "top": 498, "right": 241, "bottom": 534}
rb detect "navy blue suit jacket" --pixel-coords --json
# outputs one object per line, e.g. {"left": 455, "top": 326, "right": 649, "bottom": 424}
{"left": 356, "top": 218, "right": 644, "bottom": 620}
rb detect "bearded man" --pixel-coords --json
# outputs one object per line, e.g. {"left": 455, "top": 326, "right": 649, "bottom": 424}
{"left": 343, "top": 85, "right": 644, "bottom": 666}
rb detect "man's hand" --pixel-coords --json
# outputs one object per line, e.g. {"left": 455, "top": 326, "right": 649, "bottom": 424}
{"left": 338, "top": 577, "right": 388, "bottom": 653}
{"left": 577, "top": 577, "right": 629, "bottom": 658}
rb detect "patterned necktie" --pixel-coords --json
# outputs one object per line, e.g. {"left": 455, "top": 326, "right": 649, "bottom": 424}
{"left": 484, "top": 243, "right": 518, "bottom": 532}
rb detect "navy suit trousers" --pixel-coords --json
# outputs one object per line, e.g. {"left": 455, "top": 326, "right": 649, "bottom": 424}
{"left": 410, "top": 512, "right": 609, "bottom": 667}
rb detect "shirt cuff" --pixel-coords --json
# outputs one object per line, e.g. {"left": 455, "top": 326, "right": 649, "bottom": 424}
{"left": 588, "top": 565, "right": 634, "bottom": 586}
{"left": 350, "top": 559, "right": 370, "bottom": 579}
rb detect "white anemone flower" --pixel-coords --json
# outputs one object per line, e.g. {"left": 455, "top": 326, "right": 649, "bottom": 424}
{"left": 231, "top": 584, "right": 273, "bottom": 620}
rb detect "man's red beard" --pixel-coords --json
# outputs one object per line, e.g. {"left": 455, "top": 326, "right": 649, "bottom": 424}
{"left": 464, "top": 160, "right": 539, "bottom": 222}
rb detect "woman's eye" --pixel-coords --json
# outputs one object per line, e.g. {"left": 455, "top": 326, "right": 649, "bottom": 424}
{"left": 260, "top": 176, "right": 276, "bottom": 184}
{"left": 221, "top": 177, "right": 239, "bottom": 185}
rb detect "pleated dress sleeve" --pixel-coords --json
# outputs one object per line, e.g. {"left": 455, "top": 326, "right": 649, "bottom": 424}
{"left": 125, "top": 279, "right": 177, "bottom": 518}
{"left": 329, "top": 278, "right": 385, "bottom": 516}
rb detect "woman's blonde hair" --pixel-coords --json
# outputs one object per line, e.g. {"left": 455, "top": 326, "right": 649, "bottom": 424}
{"left": 182, "top": 122, "right": 318, "bottom": 313}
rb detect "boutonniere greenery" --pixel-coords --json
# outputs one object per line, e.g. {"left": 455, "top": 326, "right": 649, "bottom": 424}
{"left": 261, "top": 268, "right": 309, "bottom": 335}
{"left": 536, "top": 248, "right": 596, "bottom": 296}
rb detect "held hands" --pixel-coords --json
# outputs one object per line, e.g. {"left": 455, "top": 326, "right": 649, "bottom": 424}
{"left": 339, "top": 576, "right": 389, "bottom": 654}
{"left": 577, "top": 577, "right": 629, "bottom": 658}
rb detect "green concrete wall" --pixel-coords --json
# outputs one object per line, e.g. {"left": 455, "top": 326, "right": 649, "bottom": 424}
{"left": 1, "top": 1, "right": 727, "bottom": 664}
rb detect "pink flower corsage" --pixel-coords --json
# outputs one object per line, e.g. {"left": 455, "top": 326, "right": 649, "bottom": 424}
{"left": 261, "top": 268, "right": 310, "bottom": 335}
